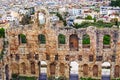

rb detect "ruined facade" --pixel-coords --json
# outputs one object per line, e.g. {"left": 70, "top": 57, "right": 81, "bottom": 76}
{"left": 0, "top": 8, "right": 120, "bottom": 80}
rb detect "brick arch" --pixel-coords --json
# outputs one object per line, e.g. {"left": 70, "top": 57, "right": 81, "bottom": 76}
{"left": 59, "top": 63, "right": 65, "bottom": 75}
{"left": 58, "top": 34, "right": 66, "bottom": 44}
{"left": 21, "top": 62, "right": 26, "bottom": 74}
{"left": 30, "top": 61, "right": 35, "bottom": 74}
{"left": 103, "top": 34, "right": 111, "bottom": 48}
{"left": 82, "top": 34, "right": 90, "bottom": 48}
{"left": 114, "top": 65, "right": 120, "bottom": 78}
{"left": 18, "top": 34, "right": 27, "bottom": 44}
{"left": 69, "top": 34, "right": 79, "bottom": 51}
{"left": 83, "top": 64, "right": 88, "bottom": 76}
{"left": 38, "top": 34, "right": 46, "bottom": 44}
{"left": 50, "top": 62, "right": 56, "bottom": 75}
{"left": 11, "top": 63, "right": 19, "bottom": 74}
{"left": 93, "top": 65, "right": 98, "bottom": 77}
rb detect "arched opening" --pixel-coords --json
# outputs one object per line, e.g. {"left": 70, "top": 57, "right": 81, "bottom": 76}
{"left": 70, "top": 61, "right": 79, "bottom": 80}
{"left": 82, "top": 34, "right": 90, "bottom": 48}
{"left": 11, "top": 63, "right": 19, "bottom": 74}
{"left": 102, "top": 62, "right": 111, "bottom": 80}
{"left": 58, "top": 34, "right": 66, "bottom": 44}
{"left": 69, "top": 34, "right": 79, "bottom": 51}
{"left": 114, "top": 65, "right": 120, "bottom": 78}
{"left": 83, "top": 64, "right": 88, "bottom": 76}
{"left": 50, "top": 62, "right": 56, "bottom": 75}
{"left": 18, "top": 34, "right": 27, "bottom": 44}
{"left": 38, "top": 34, "right": 46, "bottom": 44}
{"left": 38, "top": 12, "right": 45, "bottom": 25}
{"left": 0, "top": 68, "right": 2, "bottom": 79}
{"left": 5, "top": 65, "right": 9, "bottom": 80}
{"left": 103, "top": 35, "right": 111, "bottom": 48}
{"left": 39, "top": 61, "right": 47, "bottom": 80}
{"left": 31, "top": 62, "right": 35, "bottom": 74}
{"left": 60, "top": 63, "right": 65, "bottom": 75}
{"left": 93, "top": 65, "right": 98, "bottom": 77}
{"left": 21, "top": 62, "right": 26, "bottom": 74}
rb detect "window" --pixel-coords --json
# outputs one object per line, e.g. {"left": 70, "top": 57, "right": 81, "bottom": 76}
{"left": 65, "top": 55, "right": 69, "bottom": 61}
{"left": 27, "top": 54, "right": 30, "bottom": 60}
{"left": 69, "top": 34, "right": 79, "bottom": 51}
{"left": 83, "top": 64, "right": 88, "bottom": 76}
{"left": 114, "top": 65, "right": 120, "bottom": 78}
{"left": 38, "top": 34, "right": 46, "bottom": 44}
{"left": 18, "top": 34, "right": 27, "bottom": 44}
{"left": 78, "top": 55, "right": 82, "bottom": 61}
{"left": 89, "top": 55, "right": 93, "bottom": 62}
{"left": 31, "top": 62, "right": 35, "bottom": 74}
{"left": 15, "top": 54, "right": 20, "bottom": 61}
{"left": 58, "top": 34, "right": 65, "bottom": 44}
{"left": 111, "top": 55, "right": 115, "bottom": 62}
{"left": 93, "top": 65, "right": 98, "bottom": 77}
{"left": 96, "top": 56, "right": 103, "bottom": 61}
{"left": 46, "top": 54, "right": 50, "bottom": 60}
{"left": 103, "top": 35, "right": 110, "bottom": 48}
{"left": 50, "top": 62, "right": 56, "bottom": 75}
{"left": 35, "top": 54, "right": 39, "bottom": 60}
{"left": 82, "top": 34, "right": 90, "bottom": 48}
{"left": 55, "top": 54, "right": 58, "bottom": 61}
{"left": 21, "top": 62, "right": 26, "bottom": 74}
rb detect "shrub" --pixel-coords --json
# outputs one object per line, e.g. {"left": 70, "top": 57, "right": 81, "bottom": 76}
{"left": 85, "top": 15, "right": 93, "bottom": 20}
{"left": 48, "top": 76, "right": 56, "bottom": 80}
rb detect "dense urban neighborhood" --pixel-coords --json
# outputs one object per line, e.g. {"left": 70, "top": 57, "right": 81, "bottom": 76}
{"left": 0, "top": 0, "right": 120, "bottom": 80}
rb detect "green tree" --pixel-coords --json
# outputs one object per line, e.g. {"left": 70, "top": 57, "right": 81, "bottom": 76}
{"left": 85, "top": 15, "right": 93, "bottom": 20}
{"left": 110, "top": 0, "right": 120, "bottom": 7}
{"left": 56, "top": 12, "right": 67, "bottom": 26}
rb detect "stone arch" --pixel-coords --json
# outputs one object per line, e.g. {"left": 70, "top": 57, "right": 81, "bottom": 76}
{"left": 114, "top": 65, "right": 120, "bottom": 78}
{"left": 40, "top": 61, "right": 47, "bottom": 73}
{"left": 50, "top": 62, "right": 56, "bottom": 75}
{"left": 93, "top": 65, "right": 98, "bottom": 77}
{"left": 36, "top": 8, "right": 50, "bottom": 26}
{"left": 11, "top": 63, "right": 19, "bottom": 74}
{"left": 59, "top": 63, "right": 65, "bottom": 75}
{"left": 69, "top": 34, "right": 79, "bottom": 51}
{"left": 31, "top": 61, "right": 35, "bottom": 74}
{"left": 38, "top": 34, "right": 46, "bottom": 44}
{"left": 58, "top": 34, "right": 66, "bottom": 44}
{"left": 82, "top": 34, "right": 90, "bottom": 48}
{"left": 102, "top": 62, "right": 111, "bottom": 80}
{"left": 103, "top": 34, "right": 111, "bottom": 48}
{"left": 83, "top": 64, "right": 88, "bottom": 76}
{"left": 39, "top": 61, "right": 47, "bottom": 80}
{"left": 21, "top": 62, "right": 26, "bottom": 74}
{"left": 69, "top": 61, "right": 79, "bottom": 80}
{"left": 18, "top": 34, "right": 27, "bottom": 44}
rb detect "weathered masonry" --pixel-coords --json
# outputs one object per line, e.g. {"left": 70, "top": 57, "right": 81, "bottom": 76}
{"left": 0, "top": 8, "right": 120, "bottom": 80}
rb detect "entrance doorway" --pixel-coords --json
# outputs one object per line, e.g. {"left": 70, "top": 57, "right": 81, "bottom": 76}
{"left": 5, "top": 65, "right": 9, "bottom": 80}
{"left": 102, "top": 62, "right": 111, "bottom": 80}
{"left": 70, "top": 61, "right": 79, "bottom": 80}
{"left": 39, "top": 61, "right": 47, "bottom": 80}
